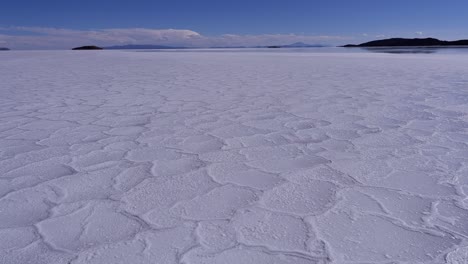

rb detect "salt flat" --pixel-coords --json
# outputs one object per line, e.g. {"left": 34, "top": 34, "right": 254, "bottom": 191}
{"left": 0, "top": 50, "right": 467, "bottom": 264}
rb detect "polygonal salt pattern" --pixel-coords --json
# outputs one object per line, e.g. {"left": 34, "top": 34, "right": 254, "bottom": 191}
{"left": 1, "top": 50, "right": 467, "bottom": 263}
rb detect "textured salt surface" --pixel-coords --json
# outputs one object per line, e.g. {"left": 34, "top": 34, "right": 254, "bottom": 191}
{"left": 0, "top": 50, "right": 467, "bottom": 264}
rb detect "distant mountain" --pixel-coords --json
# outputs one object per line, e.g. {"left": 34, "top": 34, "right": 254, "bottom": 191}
{"left": 343, "top": 38, "right": 468, "bottom": 47}
{"left": 104, "top": 44, "right": 185, "bottom": 50}
{"left": 0, "top": 47, "right": 10, "bottom": 51}
{"left": 281, "top": 42, "right": 327, "bottom": 48}
{"left": 72, "top": 46, "right": 103, "bottom": 50}
{"left": 98, "top": 43, "right": 327, "bottom": 50}
{"left": 261, "top": 42, "right": 327, "bottom": 48}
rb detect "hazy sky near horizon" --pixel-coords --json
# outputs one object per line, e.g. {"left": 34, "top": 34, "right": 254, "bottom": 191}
{"left": 1, "top": 0, "right": 467, "bottom": 49}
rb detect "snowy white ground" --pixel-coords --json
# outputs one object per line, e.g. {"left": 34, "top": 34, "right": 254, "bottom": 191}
{"left": 1, "top": 50, "right": 468, "bottom": 264}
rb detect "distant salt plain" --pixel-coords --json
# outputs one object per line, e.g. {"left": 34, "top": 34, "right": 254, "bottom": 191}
{"left": 0, "top": 50, "right": 467, "bottom": 264}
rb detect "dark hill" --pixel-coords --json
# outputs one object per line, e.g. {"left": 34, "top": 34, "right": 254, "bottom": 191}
{"left": 72, "top": 46, "right": 103, "bottom": 50}
{"left": 0, "top": 47, "right": 10, "bottom": 51}
{"left": 343, "top": 38, "right": 468, "bottom": 47}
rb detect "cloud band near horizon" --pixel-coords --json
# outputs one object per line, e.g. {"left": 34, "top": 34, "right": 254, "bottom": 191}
{"left": 0, "top": 26, "right": 350, "bottom": 49}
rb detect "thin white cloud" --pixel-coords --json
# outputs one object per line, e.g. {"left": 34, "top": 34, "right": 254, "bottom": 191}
{"left": 0, "top": 26, "right": 350, "bottom": 49}
{"left": 415, "top": 31, "right": 423, "bottom": 36}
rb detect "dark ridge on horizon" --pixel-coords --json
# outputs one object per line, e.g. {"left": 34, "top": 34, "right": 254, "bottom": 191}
{"left": 342, "top": 38, "right": 468, "bottom": 47}
{"left": 72, "top": 45, "right": 103, "bottom": 50}
{"left": 0, "top": 47, "right": 10, "bottom": 51}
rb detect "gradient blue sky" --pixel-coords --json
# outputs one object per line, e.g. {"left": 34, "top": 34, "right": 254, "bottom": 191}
{"left": 1, "top": 0, "right": 467, "bottom": 49}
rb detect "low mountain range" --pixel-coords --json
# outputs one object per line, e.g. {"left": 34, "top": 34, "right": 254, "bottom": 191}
{"left": 263, "top": 42, "right": 327, "bottom": 48}
{"left": 280, "top": 42, "right": 327, "bottom": 48}
{"left": 72, "top": 42, "right": 327, "bottom": 50}
{"left": 0, "top": 47, "right": 10, "bottom": 51}
{"left": 343, "top": 38, "right": 468, "bottom": 47}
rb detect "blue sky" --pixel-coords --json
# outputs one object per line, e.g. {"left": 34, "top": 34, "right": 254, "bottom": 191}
{"left": 1, "top": 0, "right": 467, "bottom": 49}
